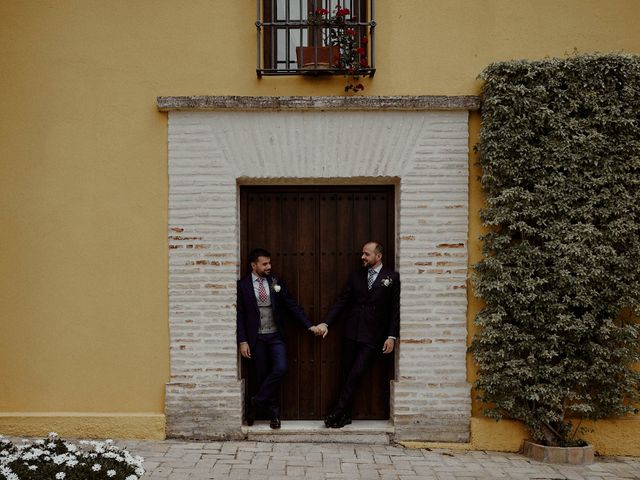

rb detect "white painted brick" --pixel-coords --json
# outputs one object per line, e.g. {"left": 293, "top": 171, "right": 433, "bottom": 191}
{"left": 166, "top": 109, "right": 471, "bottom": 442}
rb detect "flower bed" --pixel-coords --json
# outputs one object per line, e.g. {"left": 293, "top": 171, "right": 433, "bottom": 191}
{"left": 0, "top": 433, "right": 145, "bottom": 480}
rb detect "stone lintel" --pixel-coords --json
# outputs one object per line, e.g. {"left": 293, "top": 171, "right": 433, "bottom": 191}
{"left": 157, "top": 95, "right": 480, "bottom": 112}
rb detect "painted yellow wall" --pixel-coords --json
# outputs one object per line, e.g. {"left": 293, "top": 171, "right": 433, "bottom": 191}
{"left": 1, "top": 0, "right": 639, "bottom": 444}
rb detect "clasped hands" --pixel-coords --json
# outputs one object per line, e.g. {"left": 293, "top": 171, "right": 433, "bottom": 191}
{"left": 309, "top": 323, "right": 328, "bottom": 338}
{"left": 308, "top": 324, "right": 395, "bottom": 354}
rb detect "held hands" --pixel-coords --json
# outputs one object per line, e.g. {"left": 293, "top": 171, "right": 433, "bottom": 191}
{"left": 309, "top": 323, "right": 329, "bottom": 338}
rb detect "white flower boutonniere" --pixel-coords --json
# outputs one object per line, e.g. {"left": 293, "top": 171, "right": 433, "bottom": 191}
{"left": 271, "top": 278, "right": 281, "bottom": 293}
{"left": 381, "top": 276, "right": 393, "bottom": 287}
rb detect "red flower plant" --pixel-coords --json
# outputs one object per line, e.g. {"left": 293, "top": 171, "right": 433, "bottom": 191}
{"left": 306, "top": 4, "right": 371, "bottom": 93}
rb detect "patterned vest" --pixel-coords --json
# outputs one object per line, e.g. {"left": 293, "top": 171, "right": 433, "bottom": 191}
{"left": 257, "top": 286, "right": 278, "bottom": 334}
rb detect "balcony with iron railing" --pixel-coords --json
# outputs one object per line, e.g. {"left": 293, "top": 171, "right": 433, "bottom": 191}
{"left": 256, "top": 0, "right": 375, "bottom": 78}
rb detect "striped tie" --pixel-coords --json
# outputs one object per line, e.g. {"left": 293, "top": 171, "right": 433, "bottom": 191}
{"left": 367, "top": 268, "right": 375, "bottom": 290}
{"left": 258, "top": 277, "right": 268, "bottom": 302}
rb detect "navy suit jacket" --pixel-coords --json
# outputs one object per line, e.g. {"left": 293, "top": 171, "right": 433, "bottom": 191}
{"left": 323, "top": 266, "right": 400, "bottom": 347}
{"left": 236, "top": 273, "right": 312, "bottom": 349}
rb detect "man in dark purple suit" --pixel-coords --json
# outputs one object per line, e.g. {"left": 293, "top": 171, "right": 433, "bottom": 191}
{"left": 237, "top": 248, "right": 318, "bottom": 429}
{"left": 316, "top": 241, "right": 400, "bottom": 428}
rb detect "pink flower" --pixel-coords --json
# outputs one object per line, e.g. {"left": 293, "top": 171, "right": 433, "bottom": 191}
{"left": 346, "top": 28, "right": 356, "bottom": 36}
{"left": 315, "top": 8, "right": 329, "bottom": 15}
{"left": 336, "top": 7, "right": 350, "bottom": 16}
{"left": 361, "top": 37, "right": 368, "bottom": 44}
{"left": 356, "top": 47, "right": 366, "bottom": 55}
{"left": 359, "top": 58, "right": 368, "bottom": 67}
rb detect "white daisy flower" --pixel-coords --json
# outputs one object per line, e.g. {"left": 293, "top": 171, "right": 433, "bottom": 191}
{"left": 55, "top": 472, "right": 66, "bottom": 479}
{"left": 107, "top": 470, "right": 117, "bottom": 477}
{"left": 92, "top": 463, "right": 102, "bottom": 471}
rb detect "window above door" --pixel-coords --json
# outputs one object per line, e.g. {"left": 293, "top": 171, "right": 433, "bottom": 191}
{"left": 256, "top": 0, "right": 376, "bottom": 78}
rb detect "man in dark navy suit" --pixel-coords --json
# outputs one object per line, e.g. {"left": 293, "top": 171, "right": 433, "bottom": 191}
{"left": 237, "top": 248, "right": 319, "bottom": 429}
{"left": 315, "top": 241, "right": 400, "bottom": 428}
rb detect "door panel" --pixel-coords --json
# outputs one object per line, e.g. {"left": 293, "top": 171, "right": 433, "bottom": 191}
{"left": 240, "top": 185, "right": 395, "bottom": 420}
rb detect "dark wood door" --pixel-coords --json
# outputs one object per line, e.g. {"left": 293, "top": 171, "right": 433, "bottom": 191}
{"left": 240, "top": 185, "right": 395, "bottom": 420}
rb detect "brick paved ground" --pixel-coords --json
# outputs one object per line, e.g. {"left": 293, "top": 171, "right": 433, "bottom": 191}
{"left": 116, "top": 440, "right": 640, "bottom": 480}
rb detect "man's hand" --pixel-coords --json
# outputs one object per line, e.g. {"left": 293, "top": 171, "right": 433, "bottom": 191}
{"left": 315, "top": 323, "right": 328, "bottom": 338}
{"left": 382, "top": 338, "right": 395, "bottom": 354}
{"left": 239, "top": 342, "right": 251, "bottom": 359}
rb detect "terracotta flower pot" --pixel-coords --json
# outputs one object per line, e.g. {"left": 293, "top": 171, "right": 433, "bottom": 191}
{"left": 296, "top": 46, "right": 340, "bottom": 70}
{"left": 522, "top": 440, "right": 595, "bottom": 465}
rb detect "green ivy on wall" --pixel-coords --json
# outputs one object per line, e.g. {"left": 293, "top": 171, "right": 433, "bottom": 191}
{"left": 471, "top": 53, "right": 640, "bottom": 447}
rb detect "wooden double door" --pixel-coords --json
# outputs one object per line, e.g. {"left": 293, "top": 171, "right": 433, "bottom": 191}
{"left": 240, "top": 185, "right": 395, "bottom": 420}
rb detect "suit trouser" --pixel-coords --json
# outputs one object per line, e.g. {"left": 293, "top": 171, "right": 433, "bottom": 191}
{"left": 252, "top": 332, "right": 287, "bottom": 418}
{"left": 334, "top": 337, "right": 377, "bottom": 416}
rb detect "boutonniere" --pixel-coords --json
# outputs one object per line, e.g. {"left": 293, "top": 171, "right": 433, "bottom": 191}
{"left": 270, "top": 278, "right": 281, "bottom": 293}
{"left": 381, "top": 276, "right": 393, "bottom": 287}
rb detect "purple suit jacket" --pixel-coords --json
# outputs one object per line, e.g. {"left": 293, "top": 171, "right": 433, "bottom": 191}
{"left": 236, "top": 273, "right": 312, "bottom": 349}
{"left": 323, "top": 266, "right": 400, "bottom": 347}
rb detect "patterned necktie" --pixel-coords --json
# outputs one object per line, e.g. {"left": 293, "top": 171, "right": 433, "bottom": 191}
{"left": 367, "top": 268, "right": 375, "bottom": 290}
{"left": 258, "top": 277, "right": 268, "bottom": 302}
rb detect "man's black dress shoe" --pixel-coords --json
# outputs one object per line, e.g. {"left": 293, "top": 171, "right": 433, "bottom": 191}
{"left": 270, "top": 417, "right": 281, "bottom": 429}
{"left": 246, "top": 397, "right": 257, "bottom": 426}
{"left": 324, "top": 412, "right": 338, "bottom": 428}
{"left": 330, "top": 413, "right": 352, "bottom": 429}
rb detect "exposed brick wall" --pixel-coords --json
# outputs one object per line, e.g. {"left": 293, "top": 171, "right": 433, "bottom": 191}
{"left": 166, "top": 110, "right": 470, "bottom": 441}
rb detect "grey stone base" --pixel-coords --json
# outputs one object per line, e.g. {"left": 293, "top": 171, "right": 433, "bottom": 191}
{"left": 165, "top": 381, "right": 243, "bottom": 440}
{"left": 393, "top": 414, "right": 470, "bottom": 442}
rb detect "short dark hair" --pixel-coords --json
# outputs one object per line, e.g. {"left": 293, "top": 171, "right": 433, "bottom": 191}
{"left": 249, "top": 248, "right": 271, "bottom": 263}
{"left": 365, "top": 241, "right": 384, "bottom": 256}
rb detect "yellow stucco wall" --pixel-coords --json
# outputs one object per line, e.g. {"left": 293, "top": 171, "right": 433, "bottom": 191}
{"left": 1, "top": 1, "right": 639, "bottom": 446}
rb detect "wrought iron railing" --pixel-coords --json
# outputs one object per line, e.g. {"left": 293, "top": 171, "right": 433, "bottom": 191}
{"left": 256, "top": 0, "right": 375, "bottom": 77}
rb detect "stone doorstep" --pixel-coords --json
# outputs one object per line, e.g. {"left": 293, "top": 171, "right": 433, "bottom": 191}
{"left": 243, "top": 420, "right": 393, "bottom": 445}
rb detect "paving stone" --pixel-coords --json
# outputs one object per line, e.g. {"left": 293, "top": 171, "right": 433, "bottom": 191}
{"left": 285, "top": 466, "right": 305, "bottom": 476}
{"left": 127, "top": 439, "right": 640, "bottom": 480}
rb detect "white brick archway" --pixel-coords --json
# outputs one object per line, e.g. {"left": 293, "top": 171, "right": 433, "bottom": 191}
{"left": 160, "top": 96, "right": 476, "bottom": 441}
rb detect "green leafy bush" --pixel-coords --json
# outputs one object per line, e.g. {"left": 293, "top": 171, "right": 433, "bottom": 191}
{"left": 471, "top": 53, "right": 640, "bottom": 446}
{"left": 0, "top": 433, "right": 144, "bottom": 480}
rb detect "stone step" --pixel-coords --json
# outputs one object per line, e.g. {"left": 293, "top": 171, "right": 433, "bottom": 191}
{"left": 243, "top": 420, "right": 393, "bottom": 444}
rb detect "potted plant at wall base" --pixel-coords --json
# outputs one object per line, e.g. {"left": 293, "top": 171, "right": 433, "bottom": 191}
{"left": 471, "top": 54, "right": 640, "bottom": 465}
{"left": 296, "top": 4, "right": 370, "bottom": 92}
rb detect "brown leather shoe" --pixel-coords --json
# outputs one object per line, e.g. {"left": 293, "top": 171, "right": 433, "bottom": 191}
{"left": 270, "top": 417, "right": 281, "bottom": 429}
